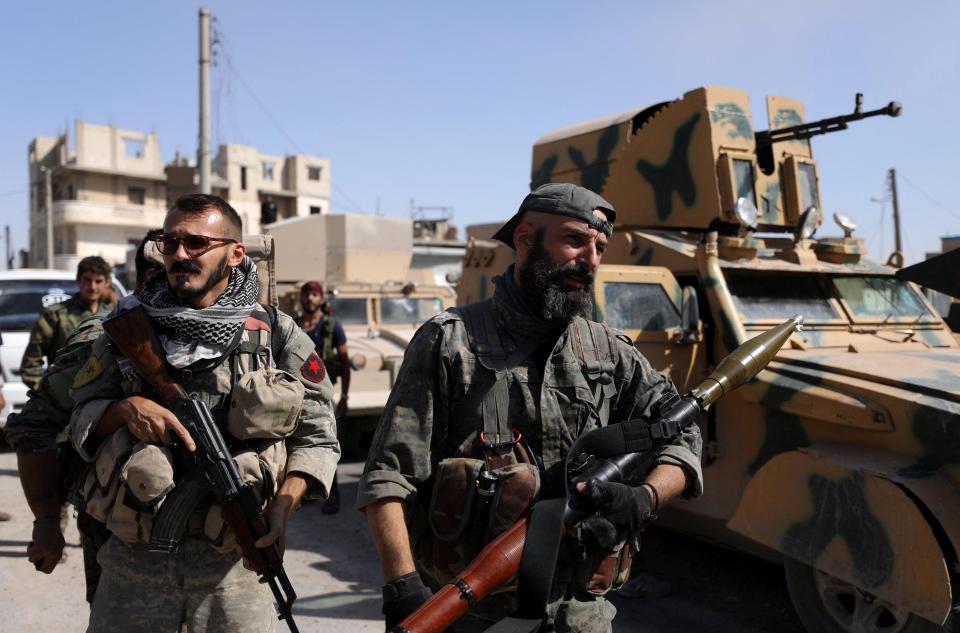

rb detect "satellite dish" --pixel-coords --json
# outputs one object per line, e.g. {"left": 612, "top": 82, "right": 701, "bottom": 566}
{"left": 795, "top": 206, "right": 822, "bottom": 242}
{"left": 833, "top": 212, "right": 857, "bottom": 238}
{"left": 732, "top": 197, "right": 758, "bottom": 229}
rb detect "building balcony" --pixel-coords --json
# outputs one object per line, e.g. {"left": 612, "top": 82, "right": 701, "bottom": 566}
{"left": 52, "top": 200, "right": 167, "bottom": 228}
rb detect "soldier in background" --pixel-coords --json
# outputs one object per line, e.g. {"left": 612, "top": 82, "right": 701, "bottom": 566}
{"left": 297, "top": 280, "right": 351, "bottom": 514}
{"left": 5, "top": 233, "right": 161, "bottom": 600}
{"left": 20, "top": 256, "right": 115, "bottom": 390}
{"left": 359, "top": 184, "right": 703, "bottom": 632}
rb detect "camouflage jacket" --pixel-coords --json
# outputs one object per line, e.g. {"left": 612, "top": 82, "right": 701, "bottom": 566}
{"left": 357, "top": 293, "right": 704, "bottom": 511}
{"left": 4, "top": 315, "right": 105, "bottom": 453}
{"left": 20, "top": 295, "right": 114, "bottom": 390}
{"left": 69, "top": 305, "right": 340, "bottom": 496}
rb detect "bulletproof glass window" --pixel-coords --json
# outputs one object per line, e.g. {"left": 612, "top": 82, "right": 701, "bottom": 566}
{"left": 833, "top": 276, "right": 932, "bottom": 321}
{"left": 733, "top": 159, "right": 757, "bottom": 207}
{"left": 725, "top": 271, "right": 839, "bottom": 321}
{"left": 326, "top": 298, "right": 367, "bottom": 325}
{"left": 381, "top": 298, "right": 444, "bottom": 324}
{"left": 798, "top": 162, "right": 819, "bottom": 212}
{"left": 0, "top": 280, "right": 77, "bottom": 331}
{"left": 602, "top": 282, "right": 680, "bottom": 331}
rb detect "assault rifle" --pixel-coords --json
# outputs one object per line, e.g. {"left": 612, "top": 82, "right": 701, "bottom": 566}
{"left": 755, "top": 93, "right": 900, "bottom": 148}
{"left": 103, "top": 306, "right": 300, "bottom": 633}
{"left": 393, "top": 315, "right": 804, "bottom": 633}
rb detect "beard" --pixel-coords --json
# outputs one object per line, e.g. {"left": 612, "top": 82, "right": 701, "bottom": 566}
{"left": 518, "top": 235, "right": 595, "bottom": 323}
{"left": 169, "top": 254, "right": 231, "bottom": 301}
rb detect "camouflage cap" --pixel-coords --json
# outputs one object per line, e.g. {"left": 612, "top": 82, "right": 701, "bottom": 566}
{"left": 492, "top": 183, "right": 616, "bottom": 249}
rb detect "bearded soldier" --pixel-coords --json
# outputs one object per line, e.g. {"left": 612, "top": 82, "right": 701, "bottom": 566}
{"left": 69, "top": 194, "right": 339, "bottom": 632}
{"left": 359, "top": 183, "right": 703, "bottom": 632}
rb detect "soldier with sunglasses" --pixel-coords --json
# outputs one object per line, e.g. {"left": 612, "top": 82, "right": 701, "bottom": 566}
{"left": 68, "top": 194, "right": 340, "bottom": 632}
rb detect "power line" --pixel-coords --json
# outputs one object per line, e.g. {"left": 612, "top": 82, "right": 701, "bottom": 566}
{"left": 0, "top": 186, "right": 27, "bottom": 198}
{"left": 215, "top": 28, "right": 367, "bottom": 214}
{"left": 898, "top": 172, "right": 960, "bottom": 222}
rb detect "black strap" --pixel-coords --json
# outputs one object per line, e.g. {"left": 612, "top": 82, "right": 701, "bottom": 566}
{"left": 264, "top": 304, "right": 285, "bottom": 362}
{"left": 514, "top": 497, "right": 565, "bottom": 617}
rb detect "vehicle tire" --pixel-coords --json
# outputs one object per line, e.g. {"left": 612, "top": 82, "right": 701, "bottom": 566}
{"left": 784, "top": 557, "right": 948, "bottom": 633}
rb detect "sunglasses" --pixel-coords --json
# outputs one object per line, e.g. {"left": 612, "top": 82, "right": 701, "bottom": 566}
{"left": 155, "top": 234, "right": 237, "bottom": 256}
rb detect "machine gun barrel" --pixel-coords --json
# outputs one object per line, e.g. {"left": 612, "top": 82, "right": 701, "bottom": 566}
{"left": 756, "top": 93, "right": 901, "bottom": 148}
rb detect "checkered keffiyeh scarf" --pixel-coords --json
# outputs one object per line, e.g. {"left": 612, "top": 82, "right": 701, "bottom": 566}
{"left": 135, "top": 256, "right": 259, "bottom": 350}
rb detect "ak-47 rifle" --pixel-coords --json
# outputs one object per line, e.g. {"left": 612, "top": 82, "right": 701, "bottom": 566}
{"left": 755, "top": 93, "right": 900, "bottom": 148}
{"left": 103, "top": 306, "right": 300, "bottom": 633}
{"left": 392, "top": 315, "right": 804, "bottom": 633}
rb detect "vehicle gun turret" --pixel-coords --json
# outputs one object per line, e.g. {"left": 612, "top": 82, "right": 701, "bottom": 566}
{"left": 755, "top": 93, "right": 901, "bottom": 148}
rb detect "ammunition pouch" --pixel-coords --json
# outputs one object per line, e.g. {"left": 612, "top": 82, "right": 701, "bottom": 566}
{"left": 572, "top": 539, "right": 635, "bottom": 596}
{"left": 228, "top": 367, "right": 304, "bottom": 440}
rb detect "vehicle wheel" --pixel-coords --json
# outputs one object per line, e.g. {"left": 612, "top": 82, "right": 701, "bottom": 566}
{"left": 785, "top": 558, "right": 948, "bottom": 633}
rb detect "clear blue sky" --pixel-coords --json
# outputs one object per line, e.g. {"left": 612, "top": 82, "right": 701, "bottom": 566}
{"left": 1, "top": 1, "right": 958, "bottom": 265}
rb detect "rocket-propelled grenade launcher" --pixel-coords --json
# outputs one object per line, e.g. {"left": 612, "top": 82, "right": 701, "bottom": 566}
{"left": 393, "top": 315, "right": 804, "bottom": 633}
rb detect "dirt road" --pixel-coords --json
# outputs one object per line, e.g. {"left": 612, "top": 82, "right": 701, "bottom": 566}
{"left": 0, "top": 450, "right": 805, "bottom": 632}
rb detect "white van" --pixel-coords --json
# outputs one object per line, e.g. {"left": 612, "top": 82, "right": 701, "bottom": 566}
{"left": 0, "top": 269, "right": 127, "bottom": 428}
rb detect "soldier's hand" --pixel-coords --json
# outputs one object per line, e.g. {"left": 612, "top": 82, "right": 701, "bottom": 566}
{"left": 27, "top": 516, "right": 65, "bottom": 574}
{"left": 119, "top": 396, "right": 196, "bottom": 450}
{"left": 575, "top": 479, "right": 655, "bottom": 549}
{"left": 239, "top": 496, "right": 292, "bottom": 577}
{"left": 382, "top": 572, "right": 433, "bottom": 631}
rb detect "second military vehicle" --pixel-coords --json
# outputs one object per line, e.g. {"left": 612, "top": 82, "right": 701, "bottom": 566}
{"left": 460, "top": 87, "right": 958, "bottom": 633}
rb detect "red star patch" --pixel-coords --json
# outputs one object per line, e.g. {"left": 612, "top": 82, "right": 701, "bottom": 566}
{"left": 300, "top": 351, "right": 326, "bottom": 383}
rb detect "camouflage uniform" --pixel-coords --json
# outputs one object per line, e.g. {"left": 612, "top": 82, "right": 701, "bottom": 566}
{"left": 4, "top": 315, "right": 110, "bottom": 602}
{"left": 69, "top": 307, "right": 340, "bottom": 633}
{"left": 20, "top": 295, "right": 114, "bottom": 391}
{"left": 357, "top": 288, "right": 703, "bottom": 633}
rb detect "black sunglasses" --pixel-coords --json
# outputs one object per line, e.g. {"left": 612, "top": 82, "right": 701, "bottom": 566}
{"left": 155, "top": 234, "right": 237, "bottom": 256}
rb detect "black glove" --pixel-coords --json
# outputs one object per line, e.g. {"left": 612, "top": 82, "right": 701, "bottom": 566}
{"left": 382, "top": 571, "right": 433, "bottom": 631}
{"left": 580, "top": 480, "right": 656, "bottom": 549}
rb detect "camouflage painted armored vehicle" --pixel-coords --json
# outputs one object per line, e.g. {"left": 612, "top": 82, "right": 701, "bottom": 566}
{"left": 461, "top": 87, "right": 959, "bottom": 632}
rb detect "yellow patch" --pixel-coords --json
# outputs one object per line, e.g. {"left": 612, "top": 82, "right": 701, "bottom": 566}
{"left": 72, "top": 356, "right": 103, "bottom": 389}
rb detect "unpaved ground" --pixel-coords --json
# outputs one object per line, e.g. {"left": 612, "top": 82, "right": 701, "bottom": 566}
{"left": 0, "top": 449, "right": 805, "bottom": 632}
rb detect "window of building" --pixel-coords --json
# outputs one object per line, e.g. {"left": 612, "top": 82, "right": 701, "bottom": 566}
{"left": 307, "top": 166, "right": 322, "bottom": 181}
{"left": 67, "top": 184, "right": 75, "bottom": 200}
{"left": 309, "top": 206, "right": 322, "bottom": 215}
{"left": 127, "top": 186, "right": 146, "bottom": 205}
{"left": 240, "top": 166, "right": 248, "bottom": 190}
{"left": 262, "top": 162, "right": 275, "bottom": 181}
{"left": 124, "top": 139, "right": 145, "bottom": 159}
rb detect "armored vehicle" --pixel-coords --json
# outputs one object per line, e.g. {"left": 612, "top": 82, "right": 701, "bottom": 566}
{"left": 461, "top": 87, "right": 958, "bottom": 632}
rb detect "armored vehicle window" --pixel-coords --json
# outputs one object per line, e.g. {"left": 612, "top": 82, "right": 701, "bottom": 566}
{"left": 381, "top": 298, "right": 444, "bottom": 324}
{"left": 602, "top": 283, "right": 680, "bottom": 331}
{"left": 327, "top": 298, "right": 367, "bottom": 325}
{"left": 733, "top": 159, "right": 757, "bottom": 207}
{"left": 725, "top": 272, "right": 839, "bottom": 321}
{"left": 0, "top": 279, "right": 78, "bottom": 331}
{"left": 798, "top": 163, "right": 819, "bottom": 212}
{"left": 833, "top": 276, "right": 932, "bottom": 320}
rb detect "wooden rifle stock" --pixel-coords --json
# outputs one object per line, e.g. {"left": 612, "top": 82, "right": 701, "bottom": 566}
{"left": 102, "top": 306, "right": 187, "bottom": 405}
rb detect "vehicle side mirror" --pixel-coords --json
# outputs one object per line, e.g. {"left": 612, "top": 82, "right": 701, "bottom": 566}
{"left": 680, "top": 286, "right": 702, "bottom": 344}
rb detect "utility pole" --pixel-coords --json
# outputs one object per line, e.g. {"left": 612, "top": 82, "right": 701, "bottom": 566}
{"left": 5, "top": 225, "right": 11, "bottom": 270}
{"left": 44, "top": 167, "right": 54, "bottom": 269}
{"left": 888, "top": 168, "right": 902, "bottom": 256}
{"left": 198, "top": 8, "right": 212, "bottom": 194}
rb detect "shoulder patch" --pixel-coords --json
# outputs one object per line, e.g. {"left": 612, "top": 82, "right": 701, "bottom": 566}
{"left": 72, "top": 355, "right": 104, "bottom": 389}
{"left": 300, "top": 351, "right": 327, "bottom": 383}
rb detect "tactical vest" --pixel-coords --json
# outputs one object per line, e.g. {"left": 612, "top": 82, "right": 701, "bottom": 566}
{"left": 79, "top": 305, "right": 304, "bottom": 552}
{"left": 418, "top": 300, "right": 631, "bottom": 594}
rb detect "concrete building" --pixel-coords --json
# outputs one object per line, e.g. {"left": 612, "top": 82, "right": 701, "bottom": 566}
{"left": 166, "top": 143, "right": 331, "bottom": 235}
{"left": 28, "top": 121, "right": 167, "bottom": 271}
{"left": 29, "top": 120, "right": 332, "bottom": 274}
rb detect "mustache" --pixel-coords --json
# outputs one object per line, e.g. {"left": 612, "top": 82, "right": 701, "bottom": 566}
{"left": 170, "top": 261, "right": 202, "bottom": 274}
{"left": 554, "top": 261, "right": 594, "bottom": 285}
